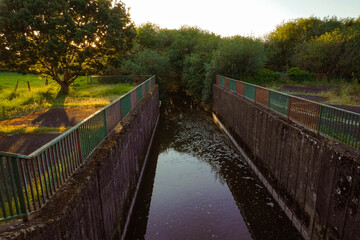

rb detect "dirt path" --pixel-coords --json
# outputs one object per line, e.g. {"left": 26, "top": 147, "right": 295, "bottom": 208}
{"left": 0, "top": 106, "right": 103, "bottom": 155}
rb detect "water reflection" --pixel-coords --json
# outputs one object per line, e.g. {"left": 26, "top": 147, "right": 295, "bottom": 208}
{"left": 125, "top": 110, "right": 302, "bottom": 240}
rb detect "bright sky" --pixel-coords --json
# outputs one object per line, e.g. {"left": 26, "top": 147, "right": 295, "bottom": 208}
{"left": 120, "top": 0, "right": 360, "bottom": 38}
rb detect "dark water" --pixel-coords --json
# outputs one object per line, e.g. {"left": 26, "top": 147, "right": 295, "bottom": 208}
{"left": 125, "top": 110, "right": 302, "bottom": 240}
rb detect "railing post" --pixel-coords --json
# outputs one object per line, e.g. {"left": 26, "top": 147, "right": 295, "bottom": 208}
{"left": 11, "top": 157, "right": 28, "bottom": 221}
{"left": 102, "top": 110, "right": 108, "bottom": 136}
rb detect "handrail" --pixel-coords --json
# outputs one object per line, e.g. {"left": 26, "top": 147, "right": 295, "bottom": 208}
{"left": 216, "top": 75, "right": 360, "bottom": 150}
{"left": 0, "top": 75, "right": 156, "bottom": 222}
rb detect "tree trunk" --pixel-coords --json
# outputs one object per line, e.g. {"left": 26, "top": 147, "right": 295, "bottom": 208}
{"left": 52, "top": 71, "right": 74, "bottom": 94}
{"left": 60, "top": 84, "right": 70, "bottom": 94}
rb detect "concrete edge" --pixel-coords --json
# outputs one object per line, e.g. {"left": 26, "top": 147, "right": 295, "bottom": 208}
{"left": 212, "top": 112, "right": 309, "bottom": 240}
{"left": 120, "top": 113, "right": 160, "bottom": 240}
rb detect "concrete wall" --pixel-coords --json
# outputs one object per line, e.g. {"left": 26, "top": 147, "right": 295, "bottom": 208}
{"left": 212, "top": 84, "right": 360, "bottom": 240}
{"left": 0, "top": 86, "right": 159, "bottom": 240}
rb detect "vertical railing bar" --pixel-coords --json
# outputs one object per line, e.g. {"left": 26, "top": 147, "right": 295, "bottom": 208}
{"left": 303, "top": 101, "right": 308, "bottom": 127}
{"left": 74, "top": 130, "right": 82, "bottom": 167}
{"left": 69, "top": 132, "right": 77, "bottom": 169}
{"left": 103, "top": 110, "right": 108, "bottom": 138}
{"left": 52, "top": 145, "right": 62, "bottom": 187}
{"left": 84, "top": 122, "right": 89, "bottom": 160}
{"left": 346, "top": 113, "right": 353, "bottom": 145}
{"left": 324, "top": 106, "right": 335, "bottom": 137}
{"left": 337, "top": 110, "right": 344, "bottom": 142}
{"left": 63, "top": 137, "right": 72, "bottom": 176}
{"left": 40, "top": 153, "right": 51, "bottom": 199}
{"left": 64, "top": 136, "right": 74, "bottom": 174}
{"left": 340, "top": 110, "right": 347, "bottom": 142}
{"left": 344, "top": 112, "right": 350, "bottom": 144}
{"left": 44, "top": 151, "right": 55, "bottom": 194}
{"left": 35, "top": 156, "right": 46, "bottom": 205}
{"left": 288, "top": 96, "right": 293, "bottom": 120}
{"left": 66, "top": 134, "right": 74, "bottom": 172}
{"left": 6, "top": 157, "right": 20, "bottom": 215}
{"left": 335, "top": 109, "right": 341, "bottom": 139}
{"left": 69, "top": 132, "right": 78, "bottom": 169}
{"left": 0, "top": 158, "right": 9, "bottom": 218}
{"left": 343, "top": 112, "right": 349, "bottom": 145}
{"left": 348, "top": 113, "right": 355, "bottom": 147}
{"left": 315, "top": 103, "right": 320, "bottom": 130}
{"left": 64, "top": 136, "right": 73, "bottom": 174}
{"left": 58, "top": 139, "right": 68, "bottom": 179}
{"left": 87, "top": 119, "right": 92, "bottom": 157}
{"left": 306, "top": 101, "right": 310, "bottom": 128}
{"left": 76, "top": 129, "right": 83, "bottom": 164}
{"left": 11, "top": 157, "right": 27, "bottom": 219}
{"left": 26, "top": 160, "right": 37, "bottom": 211}
{"left": 355, "top": 115, "right": 360, "bottom": 149}
{"left": 55, "top": 143, "right": 65, "bottom": 184}
{"left": 19, "top": 160, "right": 31, "bottom": 212}
{"left": 330, "top": 108, "right": 335, "bottom": 137}
{"left": 0, "top": 185, "right": 6, "bottom": 218}
{"left": 318, "top": 105, "right": 323, "bottom": 133}
{"left": 71, "top": 130, "right": 79, "bottom": 169}
{"left": 48, "top": 147, "right": 58, "bottom": 190}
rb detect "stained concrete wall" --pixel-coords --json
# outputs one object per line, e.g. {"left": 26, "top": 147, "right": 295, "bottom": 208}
{"left": 212, "top": 84, "right": 360, "bottom": 240}
{"left": 0, "top": 86, "right": 159, "bottom": 240}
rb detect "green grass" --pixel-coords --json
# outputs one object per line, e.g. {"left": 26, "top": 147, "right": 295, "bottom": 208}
{"left": 0, "top": 72, "right": 136, "bottom": 120}
{"left": 0, "top": 125, "right": 69, "bottom": 135}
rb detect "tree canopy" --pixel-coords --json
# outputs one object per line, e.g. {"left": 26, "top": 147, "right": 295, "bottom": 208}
{"left": 0, "top": 0, "right": 136, "bottom": 93}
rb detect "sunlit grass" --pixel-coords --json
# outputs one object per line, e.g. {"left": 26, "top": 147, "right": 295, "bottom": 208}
{"left": 0, "top": 125, "right": 69, "bottom": 135}
{"left": 0, "top": 73, "right": 135, "bottom": 120}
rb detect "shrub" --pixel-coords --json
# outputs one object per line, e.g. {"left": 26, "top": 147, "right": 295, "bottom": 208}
{"left": 255, "top": 69, "right": 281, "bottom": 84}
{"left": 287, "top": 67, "right": 315, "bottom": 82}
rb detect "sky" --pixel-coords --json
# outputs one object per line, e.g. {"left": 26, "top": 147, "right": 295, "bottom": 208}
{"left": 119, "top": 0, "right": 360, "bottom": 38}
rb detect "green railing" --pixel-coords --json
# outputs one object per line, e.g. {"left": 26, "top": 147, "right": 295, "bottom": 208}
{"left": 0, "top": 76, "right": 156, "bottom": 222}
{"left": 269, "top": 91, "right": 289, "bottom": 117}
{"left": 216, "top": 75, "right": 360, "bottom": 150}
{"left": 244, "top": 83, "right": 255, "bottom": 100}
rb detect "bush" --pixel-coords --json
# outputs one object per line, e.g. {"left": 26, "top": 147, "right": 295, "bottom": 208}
{"left": 255, "top": 69, "right": 281, "bottom": 84}
{"left": 287, "top": 67, "right": 315, "bottom": 82}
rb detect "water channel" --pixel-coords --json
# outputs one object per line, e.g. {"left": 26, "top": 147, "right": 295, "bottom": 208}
{"left": 125, "top": 108, "right": 302, "bottom": 240}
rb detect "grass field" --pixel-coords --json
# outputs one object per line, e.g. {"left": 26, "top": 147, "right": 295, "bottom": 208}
{"left": 0, "top": 72, "right": 136, "bottom": 120}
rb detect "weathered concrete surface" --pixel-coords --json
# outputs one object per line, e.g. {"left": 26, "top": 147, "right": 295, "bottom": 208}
{"left": 0, "top": 86, "right": 159, "bottom": 240}
{"left": 212, "top": 84, "right": 360, "bottom": 240}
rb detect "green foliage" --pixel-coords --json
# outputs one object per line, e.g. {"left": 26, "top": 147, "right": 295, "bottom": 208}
{"left": 266, "top": 16, "right": 360, "bottom": 80}
{"left": 245, "top": 69, "right": 281, "bottom": 85}
{"left": 287, "top": 67, "right": 315, "bottom": 83}
{"left": 0, "top": 0, "right": 136, "bottom": 93}
{"left": 265, "top": 16, "right": 343, "bottom": 71}
{"left": 212, "top": 36, "right": 266, "bottom": 79}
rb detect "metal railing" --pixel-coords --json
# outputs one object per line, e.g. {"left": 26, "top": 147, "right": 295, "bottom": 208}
{"left": 0, "top": 76, "right": 156, "bottom": 222}
{"left": 216, "top": 75, "right": 360, "bottom": 150}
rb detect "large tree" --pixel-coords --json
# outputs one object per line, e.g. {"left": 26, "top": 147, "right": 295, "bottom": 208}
{"left": 0, "top": 0, "right": 136, "bottom": 93}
